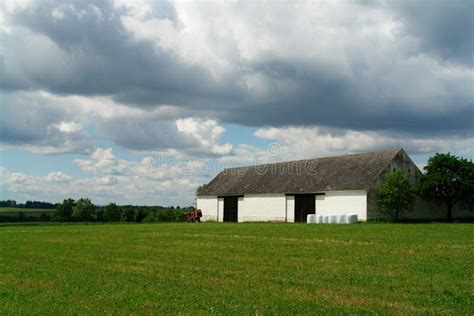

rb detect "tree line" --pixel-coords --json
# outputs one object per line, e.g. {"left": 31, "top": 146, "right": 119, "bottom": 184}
{"left": 0, "top": 200, "right": 57, "bottom": 209}
{"left": 377, "top": 153, "right": 474, "bottom": 221}
{"left": 49, "top": 199, "right": 192, "bottom": 223}
{"left": 0, "top": 198, "right": 193, "bottom": 223}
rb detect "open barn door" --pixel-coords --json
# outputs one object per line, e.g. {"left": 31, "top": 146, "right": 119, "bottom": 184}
{"left": 223, "top": 196, "right": 238, "bottom": 222}
{"left": 294, "top": 194, "right": 315, "bottom": 222}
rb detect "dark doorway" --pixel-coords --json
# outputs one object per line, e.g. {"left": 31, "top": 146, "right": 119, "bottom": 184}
{"left": 294, "top": 194, "right": 315, "bottom": 222}
{"left": 223, "top": 196, "right": 238, "bottom": 222}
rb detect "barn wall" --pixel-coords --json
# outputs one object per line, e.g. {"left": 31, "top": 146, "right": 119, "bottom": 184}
{"left": 217, "top": 197, "right": 224, "bottom": 222}
{"left": 196, "top": 196, "right": 218, "bottom": 221}
{"left": 286, "top": 195, "right": 295, "bottom": 223}
{"left": 239, "top": 193, "right": 287, "bottom": 222}
{"left": 315, "top": 190, "right": 367, "bottom": 220}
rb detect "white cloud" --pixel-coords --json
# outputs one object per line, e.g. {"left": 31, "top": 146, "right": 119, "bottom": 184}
{"left": 1, "top": 90, "right": 233, "bottom": 156}
{"left": 74, "top": 148, "right": 129, "bottom": 175}
{"left": 45, "top": 171, "right": 72, "bottom": 183}
{"left": 176, "top": 117, "right": 233, "bottom": 155}
{"left": 255, "top": 126, "right": 474, "bottom": 160}
{"left": 53, "top": 121, "right": 83, "bottom": 133}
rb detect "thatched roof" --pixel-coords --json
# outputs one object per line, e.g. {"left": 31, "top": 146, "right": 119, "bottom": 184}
{"left": 198, "top": 149, "right": 402, "bottom": 195}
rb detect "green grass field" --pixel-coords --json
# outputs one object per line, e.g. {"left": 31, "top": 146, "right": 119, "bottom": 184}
{"left": 0, "top": 223, "right": 472, "bottom": 314}
{"left": 0, "top": 208, "right": 54, "bottom": 217}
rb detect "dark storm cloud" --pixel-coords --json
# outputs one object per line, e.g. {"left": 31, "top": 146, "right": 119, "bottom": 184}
{"left": 98, "top": 118, "right": 194, "bottom": 151}
{"left": 1, "top": 0, "right": 473, "bottom": 153}
{"left": 391, "top": 0, "right": 474, "bottom": 66}
{"left": 1, "top": 0, "right": 219, "bottom": 104}
{"left": 0, "top": 92, "right": 93, "bottom": 153}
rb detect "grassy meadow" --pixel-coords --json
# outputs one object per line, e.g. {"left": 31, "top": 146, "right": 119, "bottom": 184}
{"left": 0, "top": 223, "right": 472, "bottom": 314}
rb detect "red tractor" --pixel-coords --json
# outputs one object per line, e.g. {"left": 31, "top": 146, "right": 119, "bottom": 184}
{"left": 185, "top": 209, "right": 202, "bottom": 222}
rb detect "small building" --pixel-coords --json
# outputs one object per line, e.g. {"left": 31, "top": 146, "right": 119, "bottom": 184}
{"left": 196, "top": 149, "right": 442, "bottom": 222}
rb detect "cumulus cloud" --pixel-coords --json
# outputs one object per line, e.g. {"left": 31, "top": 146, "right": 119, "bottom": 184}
{"left": 176, "top": 118, "right": 232, "bottom": 155}
{"left": 45, "top": 171, "right": 73, "bottom": 183}
{"left": 255, "top": 126, "right": 474, "bottom": 160}
{"left": 0, "top": 90, "right": 231, "bottom": 156}
{"left": 74, "top": 148, "right": 129, "bottom": 175}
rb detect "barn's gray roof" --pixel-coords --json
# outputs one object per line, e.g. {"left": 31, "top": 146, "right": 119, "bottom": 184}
{"left": 198, "top": 149, "right": 402, "bottom": 195}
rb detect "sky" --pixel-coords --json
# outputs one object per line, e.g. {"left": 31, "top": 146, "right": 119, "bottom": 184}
{"left": 0, "top": 0, "right": 473, "bottom": 206}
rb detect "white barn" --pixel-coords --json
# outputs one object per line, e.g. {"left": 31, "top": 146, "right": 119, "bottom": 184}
{"left": 196, "top": 149, "right": 468, "bottom": 222}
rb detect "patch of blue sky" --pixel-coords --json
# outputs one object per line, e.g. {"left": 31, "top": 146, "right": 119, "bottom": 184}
{"left": 0, "top": 147, "right": 87, "bottom": 178}
{"left": 221, "top": 124, "right": 269, "bottom": 149}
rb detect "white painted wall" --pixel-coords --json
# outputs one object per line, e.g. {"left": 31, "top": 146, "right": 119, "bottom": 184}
{"left": 315, "top": 190, "right": 367, "bottom": 221}
{"left": 286, "top": 195, "right": 295, "bottom": 223}
{"left": 239, "top": 193, "right": 286, "bottom": 222}
{"left": 196, "top": 196, "right": 218, "bottom": 221}
{"left": 217, "top": 197, "right": 224, "bottom": 222}
{"left": 197, "top": 190, "right": 368, "bottom": 222}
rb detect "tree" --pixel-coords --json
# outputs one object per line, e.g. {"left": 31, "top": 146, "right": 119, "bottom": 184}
{"left": 377, "top": 172, "right": 415, "bottom": 221}
{"left": 121, "top": 207, "right": 135, "bottom": 222}
{"left": 103, "top": 202, "right": 121, "bottom": 222}
{"left": 72, "top": 198, "right": 95, "bottom": 221}
{"left": 418, "top": 153, "right": 474, "bottom": 221}
{"left": 134, "top": 208, "right": 149, "bottom": 223}
{"left": 52, "top": 198, "right": 75, "bottom": 221}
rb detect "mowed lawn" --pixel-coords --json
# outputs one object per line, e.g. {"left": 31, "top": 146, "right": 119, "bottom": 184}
{"left": 0, "top": 223, "right": 472, "bottom": 314}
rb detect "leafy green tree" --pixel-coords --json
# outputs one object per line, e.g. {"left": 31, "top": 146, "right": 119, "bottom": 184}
{"left": 377, "top": 172, "right": 415, "bottom": 221}
{"left": 134, "top": 208, "right": 149, "bottom": 223}
{"left": 72, "top": 198, "right": 95, "bottom": 221}
{"left": 121, "top": 207, "right": 135, "bottom": 222}
{"left": 419, "top": 153, "right": 474, "bottom": 221}
{"left": 52, "top": 198, "right": 75, "bottom": 221}
{"left": 96, "top": 208, "right": 104, "bottom": 222}
{"left": 103, "top": 203, "right": 121, "bottom": 222}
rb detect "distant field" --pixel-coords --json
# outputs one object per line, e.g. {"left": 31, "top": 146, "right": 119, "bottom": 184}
{"left": 0, "top": 208, "right": 54, "bottom": 217}
{"left": 0, "top": 223, "right": 472, "bottom": 314}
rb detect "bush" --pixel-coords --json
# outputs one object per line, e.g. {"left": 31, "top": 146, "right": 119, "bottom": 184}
{"left": 39, "top": 212, "right": 51, "bottom": 221}
{"left": 156, "top": 208, "right": 185, "bottom": 222}
{"left": 141, "top": 208, "right": 185, "bottom": 223}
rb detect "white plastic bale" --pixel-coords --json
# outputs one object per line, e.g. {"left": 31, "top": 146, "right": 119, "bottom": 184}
{"left": 329, "top": 215, "right": 338, "bottom": 224}
{"left": 317, "top": 215, "right": 324, "bottom": 224}
{"left": 339, "top": 214, "right": 347, "bottom": 224}
{"left": 307, "top": 214, "right": 316, "bottom": 224}
{"left": 323, "top": 215, "right": 329, "bottom": 223}
{"left": 335, "top": 214, "right": 341, "bottom": 224}
{"left": 348, "top": 214, "right": 358, "bottom": 223}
